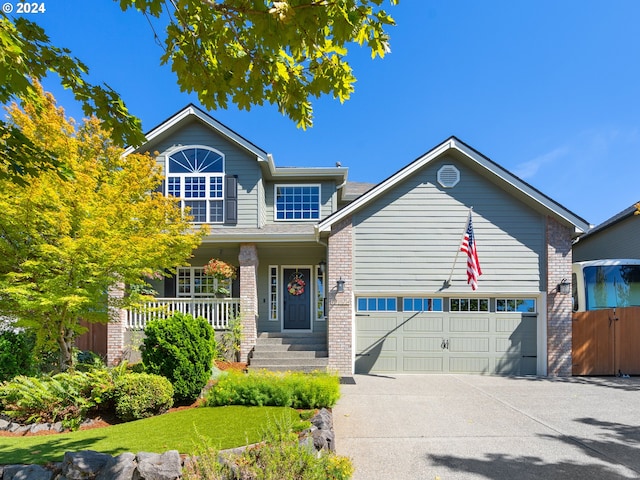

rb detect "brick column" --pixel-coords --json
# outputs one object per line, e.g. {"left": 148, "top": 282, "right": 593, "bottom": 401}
{"left": 327, "top": 216, "right": 354, "bottom": 376}
{"left": 106, "top": 282, "right": 127, "bottom": 366}
{"left": 546, "top": 216, "right": 573, "bottom": 376}
{"left": 239, "top": 244, "right": 259, "bottom": 362}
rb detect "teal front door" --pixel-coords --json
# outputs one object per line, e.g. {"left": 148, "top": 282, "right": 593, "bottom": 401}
{"left": 283, "top": 268, "right": 311, "bottom": 330}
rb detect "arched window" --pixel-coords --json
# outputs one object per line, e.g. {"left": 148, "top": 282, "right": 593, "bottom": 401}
{"left": 166, "top": 147, "right": 225, "bottom": 223}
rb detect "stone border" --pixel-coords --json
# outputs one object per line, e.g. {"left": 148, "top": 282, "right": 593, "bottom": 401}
{"left": 0, "top": 409, "right": 335, "bottom": 479}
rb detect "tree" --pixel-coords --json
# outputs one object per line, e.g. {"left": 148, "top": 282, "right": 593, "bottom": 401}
{"left": 120, "top": 0, "right": 397, "bottom": 129}
{"left": 0, "top": 13, "right": 145, "bottom": 183}
{"left": 0, "top": 84, "right": 204, "bottom": 371}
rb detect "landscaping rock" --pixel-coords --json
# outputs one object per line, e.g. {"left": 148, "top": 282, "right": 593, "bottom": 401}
{"left": 134, "top": 451, "right": 182, "bottom": 480}
{"left": 310, "top": 408, "right": 333, "bottom": 431}
{"left": 29, "top": 423, "right": 51, "bottom": 434}
{"left": 2, "top": 464, "right": 53, "bottom": 480}
{"left": 96, "top": 452, "right": 137, "bottom": 480}
{"left": 312, "top": 426, "right": 335, "bottom": 452}
{"left": 0, "top": 418, "right": 10, "bottom": 430}
{"left": 62, "top": 450, "right": 112, "bottom": 479}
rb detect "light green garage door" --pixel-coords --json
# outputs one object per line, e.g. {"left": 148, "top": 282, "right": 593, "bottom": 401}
{"left": 355, "top": 310, "right": 537, "bottom": 375}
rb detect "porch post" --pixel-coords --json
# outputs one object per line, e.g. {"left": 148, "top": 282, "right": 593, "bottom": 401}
{"left": 546, "top": 216, "right": 573, "bottom": 376}
{"left": 106, "top": 282, "right": 127, "bottom": 366}
{"left": 327, "top": 216, "right": 354, "bottom": 376}
{"left": 238, "top": 243, "right": 259, "bottom": 363}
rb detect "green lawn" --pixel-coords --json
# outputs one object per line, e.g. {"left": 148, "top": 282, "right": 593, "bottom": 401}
{"left": 0, "top": 406, "right": 300, "bottom": 465}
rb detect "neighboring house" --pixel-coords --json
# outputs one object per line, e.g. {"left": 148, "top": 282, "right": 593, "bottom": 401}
{"left": 573, "top": 202, "right": 640, "bottom": 262}
{"left": 105, "top": 105, "right": 590, "bottom": 377}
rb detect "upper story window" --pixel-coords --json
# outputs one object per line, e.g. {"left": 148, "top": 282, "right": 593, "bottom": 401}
{"left": 275, "top": 185, "right": 320, "bottom": 221}
{"left": 167, "top": 147, "right": 225, "bottom": 223}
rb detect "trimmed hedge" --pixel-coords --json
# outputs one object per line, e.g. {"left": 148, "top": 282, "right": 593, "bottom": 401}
{"left": 205, "top": 370, "right": 340, "bottom": 409}
{"left": 112, "top": 372, "right": 174, "bottom": 421}
{"left": 142, "top": 312, "right": 216, "bottom": 404}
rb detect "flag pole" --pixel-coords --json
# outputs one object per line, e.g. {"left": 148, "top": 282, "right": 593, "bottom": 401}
{"left": 443, "top": 207, "right": 472, "bottom": 289}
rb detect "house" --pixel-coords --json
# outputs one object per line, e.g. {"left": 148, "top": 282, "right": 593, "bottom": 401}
{"left": 573, "top": 202, "right": 640, "bottom": 262}
{"left": 104, "top": 105, "right": 590, "bottom": 377}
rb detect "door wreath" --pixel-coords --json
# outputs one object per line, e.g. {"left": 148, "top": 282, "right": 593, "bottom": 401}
{"left": 287, "top": 272, "right": 306, "bottom": 296}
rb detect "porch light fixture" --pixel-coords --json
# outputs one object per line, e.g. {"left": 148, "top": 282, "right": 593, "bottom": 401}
{"left": 319, "top": 261, "right": 326, "bottom": 274}
{"left": 557, "top": 278, "right": 571, "bottom": 295}
{"left": 336, "top": 277, "right": 345, "bottom": 293}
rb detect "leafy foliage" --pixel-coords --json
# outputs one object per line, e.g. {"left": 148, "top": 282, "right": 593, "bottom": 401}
{"left": 0, "top": 370, "right": 113, "bottom": 429}
{"left": 142, "top": 312, "right": 217, "bottom": 404}
{"left": 206, "top": 370, "right": 341, "bottom": 408}
{"left": 118, "top": 0, "right": 397, "bottom": 129}
{"left": 0, "top": 326, "right": 37, "bottom": 382}
{"left": 0, "top": 13, "right": 144, "bottom": 183}
{"left": 219, "top": 315, "right": 243, "bottom": 362}
{"left": 0, "top": 85, "right": 203, "bottom": 370}
{"left": 183, "top": 411, "right": 353, "bottom": 480}
{"left": 112, "top": 372, "right": 174, "bottom": 421}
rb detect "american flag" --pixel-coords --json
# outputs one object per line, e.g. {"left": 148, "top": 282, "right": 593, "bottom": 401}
{"left": 460, "top": 213, "right": 482, "bottom": 290}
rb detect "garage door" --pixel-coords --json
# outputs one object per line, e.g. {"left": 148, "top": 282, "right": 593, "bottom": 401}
{"left": 355, "top": 311, "right": 537, "bottom": 375}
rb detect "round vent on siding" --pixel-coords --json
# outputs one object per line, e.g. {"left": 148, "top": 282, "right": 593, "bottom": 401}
{"left": 437, "top": 165, "right": 460, "bottom": 188}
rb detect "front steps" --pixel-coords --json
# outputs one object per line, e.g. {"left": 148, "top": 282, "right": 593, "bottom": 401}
{"left": 248, "top": 332, "right": 328, "bottom": 373}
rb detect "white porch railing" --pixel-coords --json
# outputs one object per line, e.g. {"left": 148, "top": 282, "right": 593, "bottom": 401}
{"left": 125, "top": 297, "right": 240, "bottom": 331}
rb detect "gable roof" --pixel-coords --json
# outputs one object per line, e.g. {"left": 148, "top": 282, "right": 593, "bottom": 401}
{"left": 124, "top": 104, "right": 349, "bottom": 184}
{"left": 316, "top": 136, "right": 591, "bottom": 235}
{"left": 577, "top": 202, "right": 639, "bottom": 241}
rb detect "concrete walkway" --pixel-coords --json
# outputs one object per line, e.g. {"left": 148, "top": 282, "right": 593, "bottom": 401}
{"left": 333, "top": 375, "right": 640, "bottom": 479}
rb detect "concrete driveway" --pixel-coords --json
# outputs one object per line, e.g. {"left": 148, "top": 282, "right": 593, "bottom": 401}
{"left": 333, "top": 375, "right": 640, "bottom": 479}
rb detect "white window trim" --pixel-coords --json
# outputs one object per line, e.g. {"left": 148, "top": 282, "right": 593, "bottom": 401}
{"left": 273, "top": 184, "right": 322, "bottom": 222}
{"left": 269, "top": 265, "right": 279, "bottom": 321}
{"left": 165, "top": 146, "right": 226, "bottom": 224}
{"left": 176, "top": 266, "right": 231, "bottom": 298}
{"left": 316, "top": 264, "right": 326, "bottom": 321}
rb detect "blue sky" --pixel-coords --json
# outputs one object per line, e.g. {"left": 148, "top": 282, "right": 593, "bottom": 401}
{"left": 18, "top": 1, "right": 640, "bottom": 226}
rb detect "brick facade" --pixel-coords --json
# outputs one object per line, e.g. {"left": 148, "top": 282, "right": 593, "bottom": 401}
{"left": 327, "top": 216, "right": 354, "bottom": 376}
{"left": 238, "top": 243, "right": 259, "bottom": 362}
{"left": 106, "top": 282, "right": 127, "bottom": 366}
{"left": 546, "top": 216, "right": 573, "bottom": 376}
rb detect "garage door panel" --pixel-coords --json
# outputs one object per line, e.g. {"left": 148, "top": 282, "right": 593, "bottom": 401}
{"left": 404, "top": 357, "right": 444, "bottom": 372}
{"left": 403, "top": 336, "right": 444, "bottom": 352}
{"left": 450, "top": 337, "right": 490, "bottom": 353}
{"left": 356, "top": 316, "right": 398, "bottom": 331}
{"left": 449, "top": 357, "right": 490, "bottom": 373}
{"left": 356, "top": 335, "right": 397, "bottom": 353}
{"left": 449, "top": 317, "right": 490, "bottom": 332}
{"left": 355, "top": 310, "right": 538, "bottom": 375}
{"left": 402, "top": 315, "right": 443, "bottom": 332}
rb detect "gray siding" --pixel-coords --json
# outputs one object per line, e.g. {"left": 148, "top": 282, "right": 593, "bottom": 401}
{"left": 574, "top": 216, "right": 640, "bottom": 261}
{"left": 263, "top": 180, "right": 337, "bottom": 224}
{"left": 147, "top": 120, "right": 262, "bottom": 228}
{"left": 353, "top": 157, "right": 546, "bottom": 294}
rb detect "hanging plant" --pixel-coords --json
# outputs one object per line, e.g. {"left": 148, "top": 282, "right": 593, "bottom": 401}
{"left": 287, "top": 272, "right": 306, "bottom": 296}
{"left": 203, "top": 258, "right": 237, "bottom": 280}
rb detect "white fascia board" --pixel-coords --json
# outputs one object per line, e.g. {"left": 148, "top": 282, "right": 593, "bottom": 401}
{"left": 317, "top": 137, "right": 590, "bottom": 234}
{"left": 317, "top": 139, "right": 453, "bottom": 232}
{"left": 123, "top": 105, "right": 269, "bottom": 161}
{"left": 451, "top": 139, "right": 590, "bottom": 234}
{"left": 203, "top": 232, "right": 318, "bottom": 243}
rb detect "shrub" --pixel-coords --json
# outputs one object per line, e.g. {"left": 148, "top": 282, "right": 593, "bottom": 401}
{"left": 0, "top": 369, "right": 114, "bottom": 429}
{"left": 142, "top": 312, "right": 216, "bottom": 404}
{"left": 206, "top": 371, "right": 340, "bottom": 409}
{"left": 183, "top": 412, "right": 353, "bottom": 480}
{"left": 0, "top": 327, "right": 36, "bottom": 382}
{"left": 112, "top": 372, "right": 174, "bottom": 422}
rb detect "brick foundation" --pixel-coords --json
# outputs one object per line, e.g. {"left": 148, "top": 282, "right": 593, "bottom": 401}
{"left": 327, "top": 216, "right": 354, "bottom": 376}
{"left": 546, "top": 217, "right": 573, "bottom": 376}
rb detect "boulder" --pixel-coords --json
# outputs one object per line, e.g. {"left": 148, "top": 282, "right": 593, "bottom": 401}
{"left": 62, "top": 450, "right": 112, "bottom": 479}
{"left": 134, "top": 451, "right": 182, "bottom": 480}
{"left": 96, "top": 452, "right": 137, "bottom": 480}
{"left": 2, "top": 464, "right": 53, "bottom": 480}
{"left": 310, "top": 408, "right": 333, "bottom": 431}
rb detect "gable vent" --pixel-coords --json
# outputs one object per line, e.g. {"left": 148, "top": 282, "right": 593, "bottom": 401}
{"left": 437, "top": 165, "right": 460, "bottom": 188}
